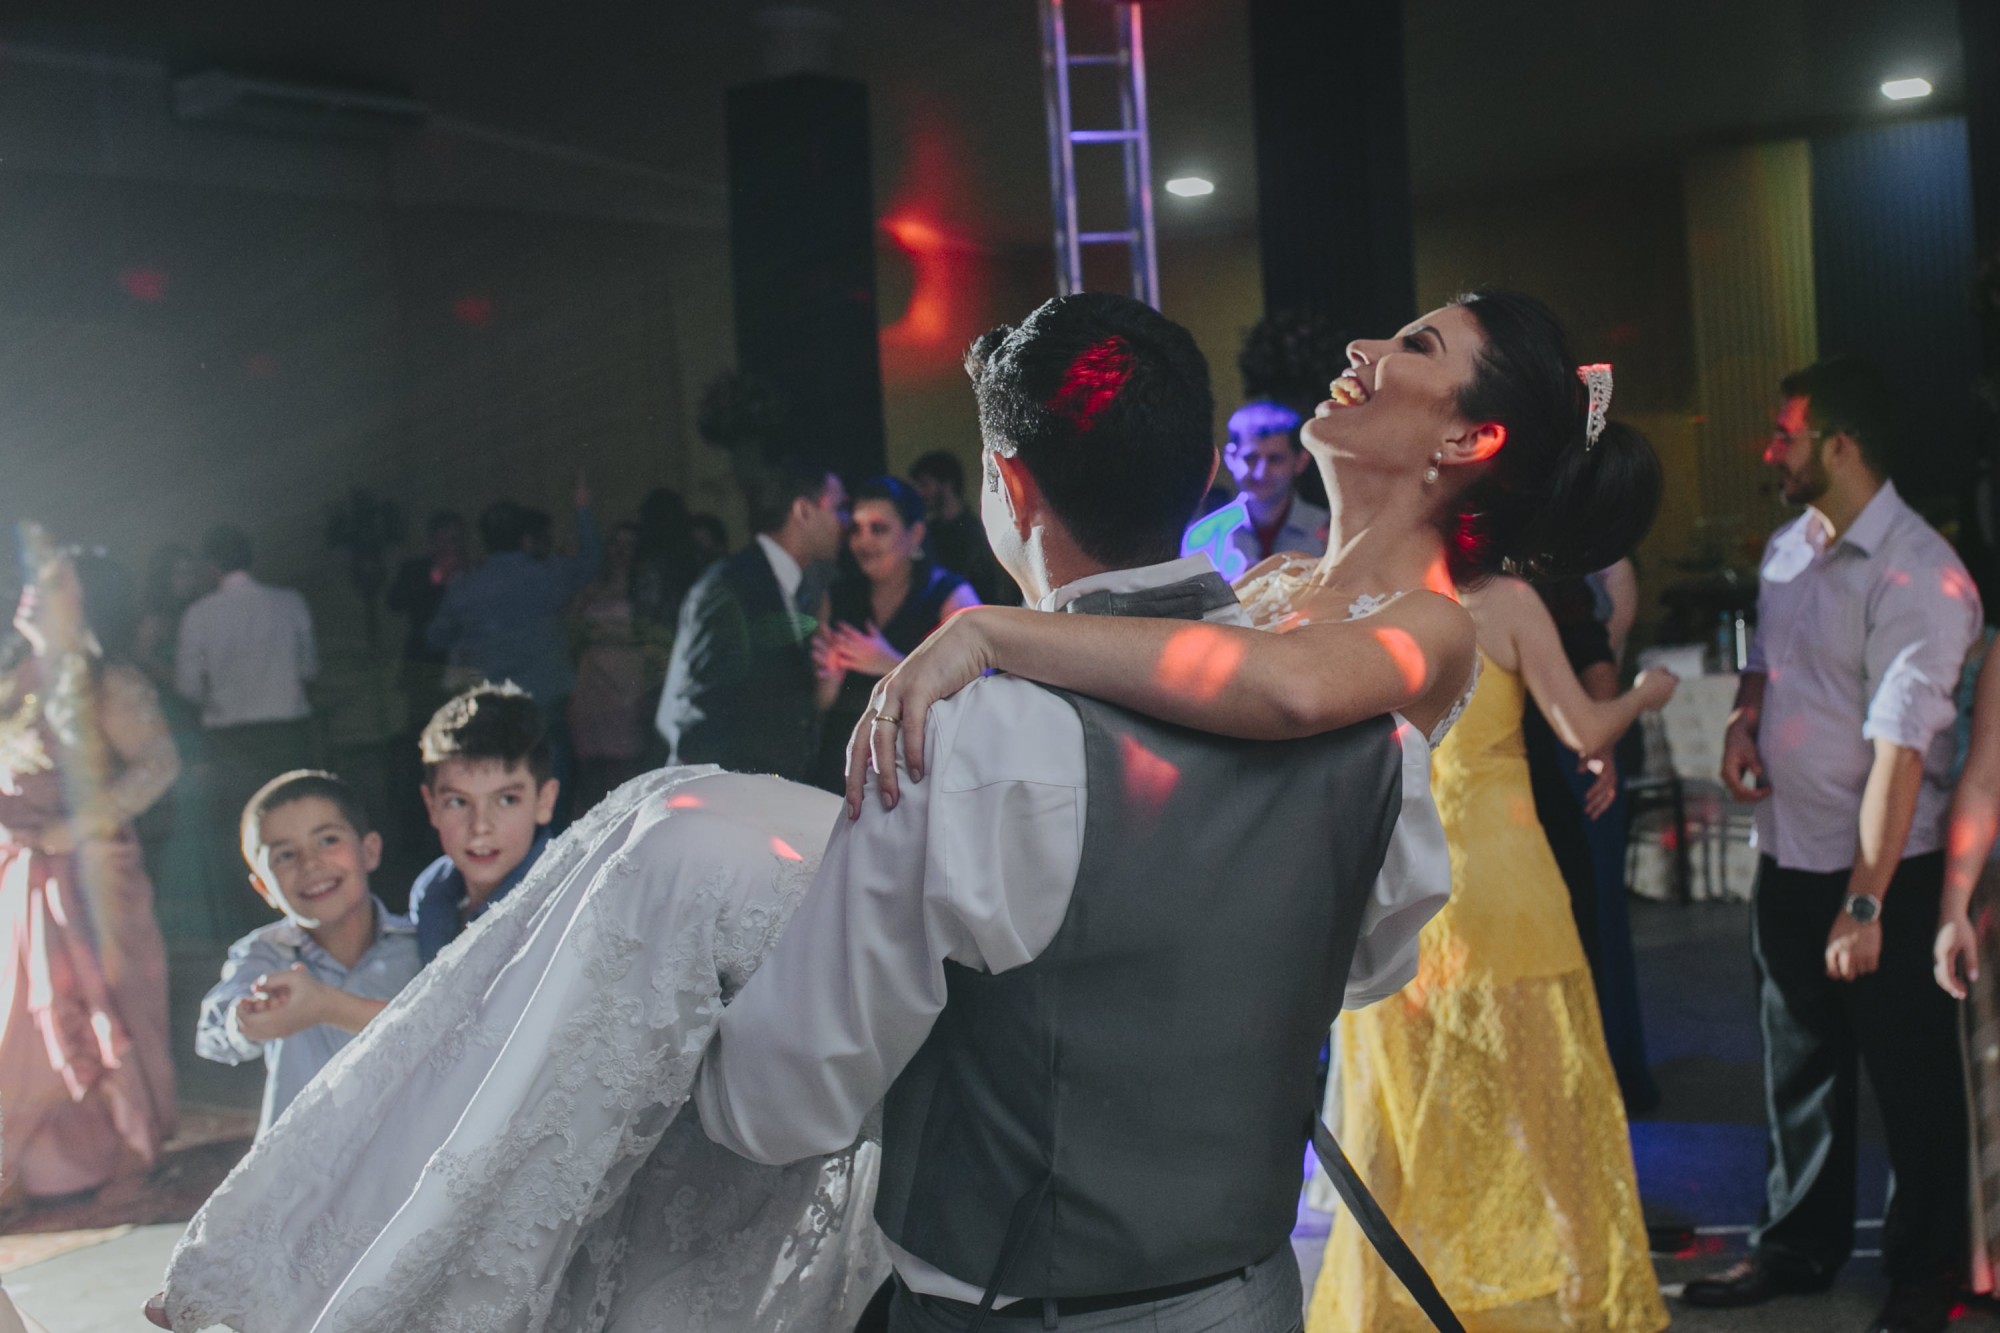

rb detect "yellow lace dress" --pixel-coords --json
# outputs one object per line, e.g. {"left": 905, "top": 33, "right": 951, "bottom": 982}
{"left": 1306, "top": 655, "right": 1666, "bottom": 1333}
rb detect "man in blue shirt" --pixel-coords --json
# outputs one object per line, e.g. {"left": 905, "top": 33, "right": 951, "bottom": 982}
{"left": 428, "top": 479, "right": 600, "bottom": 820}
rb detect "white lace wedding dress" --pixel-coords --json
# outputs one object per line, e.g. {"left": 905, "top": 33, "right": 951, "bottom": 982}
{"left": 160, "top": 766, "right": 890, "bottom": 1333}
{"left": 160, "top": 562, "right": 1460, "bottom": 1333}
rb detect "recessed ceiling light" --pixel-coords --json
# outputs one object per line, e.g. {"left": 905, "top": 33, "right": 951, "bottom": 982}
{"left": 1165, "top": 176, "right": 1214, "bottom": 198}
{"left": 1881, "top": 77, "right": 1933, "bottom": 101}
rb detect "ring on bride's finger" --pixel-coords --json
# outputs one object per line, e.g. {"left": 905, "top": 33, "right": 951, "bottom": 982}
{"left": 871, "top": 714, "right": 901, "bottom": 726}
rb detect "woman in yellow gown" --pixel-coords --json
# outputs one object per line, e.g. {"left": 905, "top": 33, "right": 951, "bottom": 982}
{"left": 1309, "top": 573, "right": 1674, "bottom": 1332}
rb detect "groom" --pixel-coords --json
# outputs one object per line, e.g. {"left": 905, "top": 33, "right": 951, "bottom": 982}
{"left": 695, "top": 293, "right": 1448, "bottom": 1331}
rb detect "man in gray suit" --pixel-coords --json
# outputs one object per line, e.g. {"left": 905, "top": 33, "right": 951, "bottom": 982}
{"left": 696, "top": 294, "right": 1449, "bottom": 1331}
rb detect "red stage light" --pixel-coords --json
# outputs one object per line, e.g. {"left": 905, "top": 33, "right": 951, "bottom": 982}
{"left": 119, "top": 268, "right": 170, "bottom": 302}
{"left": 1046, "top": 337, "right": 1134, "bottom": 432}
{"left": 453, "top": 295, "right": 495, "bottom": 327}
{"left": 1119, "top": 734, "right": 1179, "bottom": 815}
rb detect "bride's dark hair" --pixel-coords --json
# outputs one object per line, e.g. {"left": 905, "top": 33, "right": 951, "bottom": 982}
{"left": 1446, "top": 290, "right": 1661, "bottom": 583}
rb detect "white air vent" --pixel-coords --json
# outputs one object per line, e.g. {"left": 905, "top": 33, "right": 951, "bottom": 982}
{"left": 172, "top": 70, "right": 429, "bottom": 139}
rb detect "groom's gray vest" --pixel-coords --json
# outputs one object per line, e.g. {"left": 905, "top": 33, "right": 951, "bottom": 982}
{"left": 875, "top": 573, "right": 1408, "bottom": 1299}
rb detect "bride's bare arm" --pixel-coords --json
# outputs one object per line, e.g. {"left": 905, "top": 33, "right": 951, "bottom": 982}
{"left": 846, "top": 593, "right": 1475, "bottom": 813}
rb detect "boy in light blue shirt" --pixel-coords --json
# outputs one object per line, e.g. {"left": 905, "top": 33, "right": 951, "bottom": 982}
{"left": 196, "top": 770, "right": 422, "bottom": 1137}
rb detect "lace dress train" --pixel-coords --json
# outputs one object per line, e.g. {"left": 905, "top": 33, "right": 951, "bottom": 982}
{"left": 160, "top": 766, "right": 889, "bottom": 1333}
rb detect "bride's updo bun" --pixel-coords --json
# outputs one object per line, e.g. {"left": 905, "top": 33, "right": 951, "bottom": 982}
{"left": 1447, "top": 290, "right": 1663, "bottom": 582}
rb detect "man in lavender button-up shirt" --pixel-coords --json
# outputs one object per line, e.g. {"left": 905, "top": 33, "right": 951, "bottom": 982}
{"left": 1684, "top": 359, "right": 1980, "bottom": 1331}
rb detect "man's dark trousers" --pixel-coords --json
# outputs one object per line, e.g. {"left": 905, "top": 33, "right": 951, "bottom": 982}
{"left": 1750, "top": 851, "right": 1967, "bottom": 1284}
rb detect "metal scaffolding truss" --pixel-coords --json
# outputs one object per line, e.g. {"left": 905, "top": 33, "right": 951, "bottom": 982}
{"left": 1037, "top": 0, "right": 1160, "bottom": 308}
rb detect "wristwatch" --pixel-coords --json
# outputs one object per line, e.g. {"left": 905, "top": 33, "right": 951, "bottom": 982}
{"left": 1842, "top": 893, "right": 1882, "bottom": 925}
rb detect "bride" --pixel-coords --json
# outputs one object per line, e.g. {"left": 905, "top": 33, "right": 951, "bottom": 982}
{"left": 155, "top": 288, "right": 1654, "bottom": 1332}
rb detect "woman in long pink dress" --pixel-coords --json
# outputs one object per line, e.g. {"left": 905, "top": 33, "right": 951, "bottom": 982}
{"left": 0, "top": 534, "right": 178, "bottom": 1201}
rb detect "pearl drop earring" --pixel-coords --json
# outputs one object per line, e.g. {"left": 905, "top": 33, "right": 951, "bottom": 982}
{"left": 1423, "top": 451, "right": 1442, "bottom": 486}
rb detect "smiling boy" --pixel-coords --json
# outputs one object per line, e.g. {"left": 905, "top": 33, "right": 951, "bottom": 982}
{"left": 195, "top": 770, "right": 421, "bottom": 1137}
{"left": 406, "top": 682, "right": 559, "bottom": 964}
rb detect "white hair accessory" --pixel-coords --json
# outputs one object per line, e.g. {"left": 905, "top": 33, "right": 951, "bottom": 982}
{"left": 1577, "top": 364, "right": 1613, "bottom": 449}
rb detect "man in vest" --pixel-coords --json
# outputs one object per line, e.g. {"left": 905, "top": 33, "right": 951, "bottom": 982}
{"left": 695, "top": 293, "right": 1449, "bottom": 1331}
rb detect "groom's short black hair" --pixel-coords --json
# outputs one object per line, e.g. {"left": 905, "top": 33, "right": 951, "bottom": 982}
{"left": 965, "top": 293, "right": 1214, "bottom": 567}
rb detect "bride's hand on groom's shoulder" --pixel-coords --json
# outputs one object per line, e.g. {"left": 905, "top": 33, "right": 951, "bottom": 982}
{"left": 845, "top": 606, "right": 999, "bottom": 818}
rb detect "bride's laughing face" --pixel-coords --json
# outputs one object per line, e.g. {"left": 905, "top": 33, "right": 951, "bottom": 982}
{"left": 1303, "top": 304, "right": 1488, "bottom": 483}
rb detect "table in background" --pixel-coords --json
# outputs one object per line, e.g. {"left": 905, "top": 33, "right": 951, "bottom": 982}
{"left": 1628, "top": 665, "right": 1759, "bottom": 902}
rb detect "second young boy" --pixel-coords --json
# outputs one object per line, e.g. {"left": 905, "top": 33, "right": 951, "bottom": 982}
{"left": 408, "top": 682, "right": 559, "bottom": 964}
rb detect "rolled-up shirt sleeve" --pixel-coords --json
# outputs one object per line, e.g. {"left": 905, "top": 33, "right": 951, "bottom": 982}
{"left": 694, "top": 680, "right": 1087, "bottom": 1166}
{"left": 196, "top": 933, "right": 288, "bottom": 1065}
{"left": 1861, "top": 566, "right": 1981, "bottom": 754}
{"left": 1344, "top": 717, "right": 1452, "bottom": 1007}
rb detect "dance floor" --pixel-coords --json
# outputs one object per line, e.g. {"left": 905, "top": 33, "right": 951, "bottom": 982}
{"left": 8, "top": 904, "right": 1997, "bottom": 1331}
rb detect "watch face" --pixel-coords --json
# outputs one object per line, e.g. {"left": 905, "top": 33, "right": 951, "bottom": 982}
{"left": 1846, "top": 894, "right": 1880, "bottom": 924}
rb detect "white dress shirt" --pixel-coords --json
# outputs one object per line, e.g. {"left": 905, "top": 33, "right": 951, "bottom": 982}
{"left": 694, "top": 554, "right": 1451, "bottom": 1303}
{"left": 755, "top": 534, "right": 804, "bottom": 609}
{"left": 1746, "top": 481, "right": 1982, "bottom": 872}
{"left": 175, "top": 571, "right": 319, "bottom": 728}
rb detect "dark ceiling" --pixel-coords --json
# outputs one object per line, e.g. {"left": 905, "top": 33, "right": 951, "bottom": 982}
{"left": 0, "top": 0, "right": 1967, "bottom": 245}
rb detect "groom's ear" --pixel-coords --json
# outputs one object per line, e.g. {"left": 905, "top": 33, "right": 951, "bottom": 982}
{"left": 997, "top": 452, "right": 1038, "bottom": 541}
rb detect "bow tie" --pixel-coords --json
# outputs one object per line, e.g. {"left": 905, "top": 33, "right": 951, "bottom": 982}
{"left": 1061, "top": 573, "right": 1238, "bottom": 622}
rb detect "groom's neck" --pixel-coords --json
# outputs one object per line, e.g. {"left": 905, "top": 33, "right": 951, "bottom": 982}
{"left": 1029, "top": 523, "right": 1110, "bottom": 603}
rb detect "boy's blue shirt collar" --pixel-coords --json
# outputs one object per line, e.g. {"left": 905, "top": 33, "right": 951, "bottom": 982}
{"left": 411, "top": 827, "right": 551, "bottom": 963}
{"left": 269, "top": 895, "right": 411, "bottom": 963}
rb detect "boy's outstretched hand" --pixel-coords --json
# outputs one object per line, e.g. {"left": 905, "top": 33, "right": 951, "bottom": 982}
{"left": 234, "top": 964, "right": 319, "bottom": 1042}
{"left": 238, "top": 962, "right": 388, "bottom": 1038}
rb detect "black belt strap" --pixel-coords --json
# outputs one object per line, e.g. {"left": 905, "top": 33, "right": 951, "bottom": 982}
{"left": 955, "top": 1128, "right": 1461, "bottom": 1333}
{"left": 965, "top": 1172, "right": 1053, "bottom": 1333}
{"left": 1312, "top": 1116, "right": 1465, "bottom": 1332}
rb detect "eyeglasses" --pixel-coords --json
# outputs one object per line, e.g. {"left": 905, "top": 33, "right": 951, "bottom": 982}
{"left": 1768, "top": 427, "right": 1829, "bottom": 445}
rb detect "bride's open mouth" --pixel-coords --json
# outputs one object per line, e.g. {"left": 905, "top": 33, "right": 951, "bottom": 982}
{"left": 1315, "top": 372, "right": 1369, "bottom": 418}
{"left": 1325, "top": 370, "right": 1371, "bottom": 409}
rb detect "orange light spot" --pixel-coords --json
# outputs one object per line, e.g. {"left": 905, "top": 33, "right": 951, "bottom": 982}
{"left": 1153, "top": 625, "right": 1247, "bottom": 702}
{"left": 770, "top": 837, "right": 804, "bottom": 862}
{"left": 1119, "top": 735, "right": 1179, "bottom": 815}
{"left": 1372, "top": 627, "right": 1428, "bottom": 695}
{"left": 667, "top": 794, "right": 704, "bottom": 809}
{"left": 1885, "top": 567, "right": 1911, "bottom": 587}
{"left": 1943, "top": 566, "right": 1975, "bottom": 602}
{"left": 1948, "top": 817, "right": 1989, "bottom": 859}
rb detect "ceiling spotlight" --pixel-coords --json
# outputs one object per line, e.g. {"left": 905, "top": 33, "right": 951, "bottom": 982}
{"left": 1881, "top": 77, "right": 1933, "bottom": 101}
{"left": 1165, "top": 176, "right": 1214, "bottom": 198}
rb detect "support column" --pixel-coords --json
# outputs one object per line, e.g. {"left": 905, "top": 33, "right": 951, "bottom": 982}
{"left": 725, "top": 73, "right": 886, "bottom": 480}
{"left": 1246, "top": 0, "right": 1415, "bottom": 336}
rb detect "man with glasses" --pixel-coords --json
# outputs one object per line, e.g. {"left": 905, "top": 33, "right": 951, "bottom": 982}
{"left": 1684, "top": 358, "right": 1980, "bottom": 1333}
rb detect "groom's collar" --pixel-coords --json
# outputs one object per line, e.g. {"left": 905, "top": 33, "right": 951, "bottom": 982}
{"left": 1036, "top": 554, "right": 1246, "bottom": 624}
